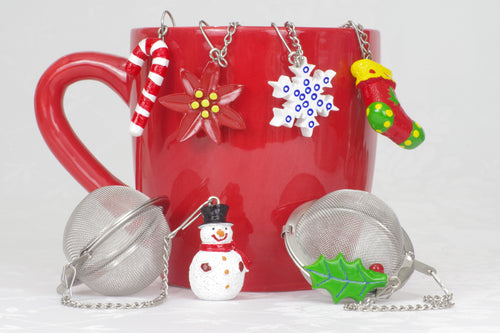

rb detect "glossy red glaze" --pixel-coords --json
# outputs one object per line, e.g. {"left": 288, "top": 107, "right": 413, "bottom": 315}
{"left": 35, "top": 26, "right": 379, "bottom": 291}
{"left": 369, "top": 263, "right": 385, "bottom": 274}
{"left": 35, "top": 52, "right": 133, "bottom": 191}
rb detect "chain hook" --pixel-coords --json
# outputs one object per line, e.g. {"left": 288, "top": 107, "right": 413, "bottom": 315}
{"left": 158, "top": 10, "right": 176, "bottom": 39}
{"left": 167, "top": 196, "right": 220, "bottom": 240}
{"left": 199, "top": 21, "right": 239, "bottom": 68}
{"left": 271, "top": 22, "right": 304, "bottom": 67}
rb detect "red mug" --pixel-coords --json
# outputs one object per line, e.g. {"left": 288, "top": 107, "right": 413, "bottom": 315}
{"left": 35, "top": 26, "right": 379, "bottom": 291}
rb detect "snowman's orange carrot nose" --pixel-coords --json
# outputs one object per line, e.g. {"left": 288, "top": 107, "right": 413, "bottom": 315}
{"left": 351, "top": 59, "right": 425, "bottom": 150}
{"left": 216, "top": 229, "right": 225, "bottom": 238}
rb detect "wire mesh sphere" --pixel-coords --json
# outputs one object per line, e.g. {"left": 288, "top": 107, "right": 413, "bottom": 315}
{"left": 284, "top": 189, "right": 413, "bottom": 281}
{"left": 62, "top": 186, "right": 170, "bottom": 296}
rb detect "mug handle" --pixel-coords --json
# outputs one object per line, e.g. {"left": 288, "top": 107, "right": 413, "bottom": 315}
{"left": 35, "top": 52, "right": 135, "bottom": 192}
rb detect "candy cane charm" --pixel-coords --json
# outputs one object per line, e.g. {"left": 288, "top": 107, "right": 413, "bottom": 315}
{"left": 351, "top": 59, "right": 425, "bottom": 150}
{"left": 126, "top": 38, "right": 169, "bottom": 136}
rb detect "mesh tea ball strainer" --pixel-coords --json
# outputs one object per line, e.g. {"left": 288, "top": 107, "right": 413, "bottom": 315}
{"left": 282, "top": 189, "right": 454, "bottom": 311}
{"left": 57, "top": 185, "right": 218, "bottom": 309}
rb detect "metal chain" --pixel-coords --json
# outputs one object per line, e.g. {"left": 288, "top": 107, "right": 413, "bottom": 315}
{"left": 284, "top": 21, "right": 304, "bottom": 67}
{"left": 342, "top": 20, "right": 373, "bottom": 60}
{"left": 343, "top": 271, "right": 454, "bottom": 312}
{"left": 200, "top": 21, "right": 240, "bottom": 68}
{"left": 61, "top": 238, "right": 171, "bottom": 309}
{"left": 344, "top": 293, "right": 454, "bottom": 312}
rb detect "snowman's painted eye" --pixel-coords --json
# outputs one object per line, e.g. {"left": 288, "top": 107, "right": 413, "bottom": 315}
{"left": 212, "top": 227, "right": 215, "bottom": 231}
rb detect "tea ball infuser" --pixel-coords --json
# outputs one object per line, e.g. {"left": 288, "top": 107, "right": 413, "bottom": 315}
{"left": 281, "top": 189, "right": 454, "bottom": 311}
{"left": 57, "top": 185, "right": 219, "bottom": 309}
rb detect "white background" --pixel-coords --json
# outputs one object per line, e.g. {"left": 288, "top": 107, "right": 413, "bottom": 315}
{"left": 1, "top": 0, "right": 499, "bottom": 332}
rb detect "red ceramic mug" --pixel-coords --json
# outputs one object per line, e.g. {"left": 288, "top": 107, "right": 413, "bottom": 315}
{"left": 35, "top": 26, "right": 379, "bottom": 291}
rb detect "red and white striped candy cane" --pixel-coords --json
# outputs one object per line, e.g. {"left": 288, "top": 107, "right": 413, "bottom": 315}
{"left": 126, "top": 38, "right": 169, "bottom": 136}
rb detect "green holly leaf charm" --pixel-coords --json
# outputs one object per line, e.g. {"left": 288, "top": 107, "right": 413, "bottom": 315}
{"left": 304, "top": 253, "right": 387, "bottom": 303}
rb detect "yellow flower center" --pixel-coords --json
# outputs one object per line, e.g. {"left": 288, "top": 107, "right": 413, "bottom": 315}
{"left": 192, "top": 90, "right": 220, "bottom": 118}
{"left": 191, "top": 101, "right": 200, "bottom": 110}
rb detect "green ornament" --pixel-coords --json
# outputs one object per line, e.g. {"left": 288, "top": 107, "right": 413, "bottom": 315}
{"left": 399, "top": 121, "right": 425, "bottom": 150}
{"left": 388, "top": 86, "right": 400, "bottom": 106}
{"left": 366, "top": 102, "right": 394, "bottom": 134}
{"left": 304, "top": 253, "right": 387, "bottom": 303}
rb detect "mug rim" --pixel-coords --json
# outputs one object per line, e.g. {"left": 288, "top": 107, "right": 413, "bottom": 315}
{"left": 131, "top": 26, "right": 378, "bottom": 33}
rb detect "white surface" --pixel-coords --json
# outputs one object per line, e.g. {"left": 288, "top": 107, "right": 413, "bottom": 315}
{"left": 1, "top": 0, "right": 500, "bottom": 331}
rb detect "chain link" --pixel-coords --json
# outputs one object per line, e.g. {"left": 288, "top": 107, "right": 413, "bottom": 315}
{"left": 344, "top": 293, "right": 454, "bottom": 312}
{"left": 284, "top": 21, "right": 304, "bottom": 67}
{"left": 343, "top": 21, "right": 372, "bottom": 60}
{"left": 201, "top": 21, "right": 240, "bottom": 68}
{"left": 61, "top": 238, "right": 171, "bottom": 309}
{"left": 343, "top": 269, "right": 454, "bottom": 312}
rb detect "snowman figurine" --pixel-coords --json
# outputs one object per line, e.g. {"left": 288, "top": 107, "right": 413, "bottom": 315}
{"left": 189, "top": 203, "right": 250, "bottom": 300}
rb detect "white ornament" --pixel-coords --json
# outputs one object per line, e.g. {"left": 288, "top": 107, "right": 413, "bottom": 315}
{"left": 268, "top": 57, "right": 339, "bottom": 137}
{"left": 189, "top": 222, "right": 249, "bottom": 301}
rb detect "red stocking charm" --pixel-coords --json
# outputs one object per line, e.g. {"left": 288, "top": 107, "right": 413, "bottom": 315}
{"left": 351, "top": 59, "right": 425, "bottom": 149}
{"left": 126, "top": 38, "right": 170, "bottom": 137}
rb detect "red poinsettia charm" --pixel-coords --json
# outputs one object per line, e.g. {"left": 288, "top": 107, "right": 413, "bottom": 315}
{"left": 159, "top": 62, "right": 245, "bottom": 144}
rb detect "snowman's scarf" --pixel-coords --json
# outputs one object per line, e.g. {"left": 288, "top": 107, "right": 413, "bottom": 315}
{"left": 200, "top": 242, "right": 251, "bottom": 270}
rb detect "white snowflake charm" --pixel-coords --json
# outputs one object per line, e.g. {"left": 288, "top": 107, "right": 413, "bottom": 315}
{"left": 268, "top": 57, "right": 338, "bottom": 137}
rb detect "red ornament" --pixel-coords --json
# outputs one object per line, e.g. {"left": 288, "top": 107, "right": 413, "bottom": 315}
{"left": 159, "top": 62, "right": 245, "bottom": 144}
{"left": 126, "top": 38, "right": 170, "bottom": 137}
{"left": 369, "top": 263, "right": 385, "bottom": 274}
{"left": 351, "top": 59, "right": 424, "bottom": 150}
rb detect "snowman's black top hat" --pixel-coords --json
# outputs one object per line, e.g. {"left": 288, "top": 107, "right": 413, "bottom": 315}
{"left": 199, "top": 204, "right": 233, "bottom": 227}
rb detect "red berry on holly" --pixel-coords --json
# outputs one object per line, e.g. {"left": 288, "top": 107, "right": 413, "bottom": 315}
{"left": 201, "top": 263, "right": 211, "bottom": 272}
{"left": 369, "top": 263, "right": 384, "bottom": 274}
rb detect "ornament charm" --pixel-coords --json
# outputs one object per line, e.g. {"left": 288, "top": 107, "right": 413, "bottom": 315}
{"left": 159, "top": 62, "right": 245, "bottom": 143}
{"left": 159, "top": 21, "right": 245, "bottom": 144}
{"left": 304, "top": 253, "right": 387, "bottom": 304}
{"left": 189, "top": 203, "right": 250, "bottom": 300}
{"left": 268, "top": 22, "right": 338, "bottom": 137}
{"left": 125, "top": 11, "right": 174, "bottom": 137}
{"left": 351, "top": 59, "right": 425, "bottom": 149}
{"left": 345, "top": 21, "right": 425, "bottom": 149}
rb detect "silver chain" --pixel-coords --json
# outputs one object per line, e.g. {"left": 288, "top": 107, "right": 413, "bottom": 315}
{"left": 343, "top": 20, "right": 373, "bottom": 60}
{"left": 344, "top": 294, "right": 454, "bottom": 312}
{"left": 199, "top": 21, "right": 240, "bottom": 68}
{"left": 284, "top": 22, "right": 304, "bottom": 67}
{"left": 344, "top": 269, "right": 454, "bottom": 312}
{"left": 61, "top": 238, "right": 171, "bottom": 309}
